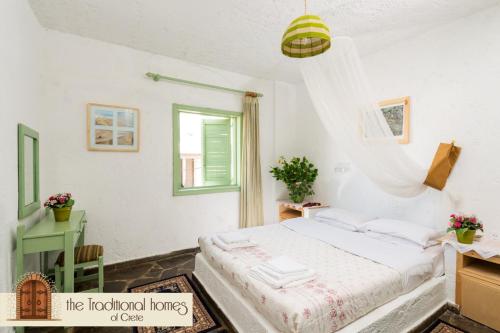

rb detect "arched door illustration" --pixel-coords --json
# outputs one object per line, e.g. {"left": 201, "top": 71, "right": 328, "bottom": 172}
{"left": 16, "top": 273, "right": 52, "bottom": 320}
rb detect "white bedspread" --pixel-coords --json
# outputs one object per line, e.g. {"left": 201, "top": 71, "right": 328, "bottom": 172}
{"left": 198, "top": 218, "right": 439, "bottom": 333}
{"left": 282, "top": 218, "right": 435, "bottom": 292}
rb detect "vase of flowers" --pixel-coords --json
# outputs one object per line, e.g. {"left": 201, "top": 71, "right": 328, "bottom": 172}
{"left": 270, "top": 156, "right": 318, "bottom": 203}
{"left": 44, "top": 193, "right": 75, "bottom": 222}
{"left": 447, "top": 214, "right": 483, "bottom": 244}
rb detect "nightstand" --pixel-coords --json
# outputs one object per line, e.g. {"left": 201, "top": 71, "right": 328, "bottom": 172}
{"left": 456, "top": 251, "right": 500, "bottom": 331}
{"left": 277, "top": 200, "right": 329, "bottom": 222}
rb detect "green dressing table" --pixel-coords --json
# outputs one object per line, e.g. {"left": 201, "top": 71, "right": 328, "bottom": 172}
{"left": 16, "top": 210, "right": 87, "bottom": 292}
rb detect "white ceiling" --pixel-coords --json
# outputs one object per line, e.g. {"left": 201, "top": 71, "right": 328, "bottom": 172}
{"left": 29, "top": 0, "right": 500, "bottom": 82}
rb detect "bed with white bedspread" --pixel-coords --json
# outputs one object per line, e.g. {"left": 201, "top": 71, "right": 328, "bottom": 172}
{"left": 196, "top": 217, "right": 444, "bottom": 333}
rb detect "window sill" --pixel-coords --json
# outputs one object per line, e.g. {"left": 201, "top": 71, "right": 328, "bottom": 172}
{"left": 173, "top": 185, "right": 240, "bottom": 196}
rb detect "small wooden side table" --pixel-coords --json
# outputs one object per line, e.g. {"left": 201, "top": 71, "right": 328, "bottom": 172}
{"left": 277, "top": 200, "right": 329, "bottom": 222}
{"left": 442, "top": 234, "right": 500, "bottom": 331}
{"left": 456, "top": 251, "right": 500, "bottom": 331}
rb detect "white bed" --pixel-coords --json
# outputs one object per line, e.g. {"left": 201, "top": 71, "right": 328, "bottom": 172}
{"left": 194, "top": 218, "right": 446, "bottom": 333}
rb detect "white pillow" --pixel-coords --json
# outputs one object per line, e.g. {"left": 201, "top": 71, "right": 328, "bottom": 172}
{"left": 315, "top": 217, "right": 358, "bottom": 232}
{"left": 364, "top": 231, "right": 438, "bottom": 251}
{"left": 315, "top": 208, "right": 374, "bottom": 231}
{"left": 360, "top": 218, "right": 442, "bottom": 247}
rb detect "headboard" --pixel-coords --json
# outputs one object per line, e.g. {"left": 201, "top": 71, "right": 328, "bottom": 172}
{"left": 323, "top": 168, "right": 452, "bottom": 229}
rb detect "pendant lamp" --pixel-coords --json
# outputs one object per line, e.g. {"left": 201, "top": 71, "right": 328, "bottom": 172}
{"left": 281, "top": 0, "right": 331, "bottom": 58}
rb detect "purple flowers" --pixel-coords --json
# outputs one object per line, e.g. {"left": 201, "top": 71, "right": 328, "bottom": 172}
{"left": 44, "top": 193, "right": 75, "bottom": 209}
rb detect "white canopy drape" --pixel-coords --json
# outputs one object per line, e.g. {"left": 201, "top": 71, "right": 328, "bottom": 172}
{"left": 300, "top": 37, "right": 427, "bottom": 198}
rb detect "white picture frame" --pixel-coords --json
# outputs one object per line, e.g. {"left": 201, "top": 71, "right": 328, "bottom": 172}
{"left": 87, "top": 103, "right": 140, "bottom": 152}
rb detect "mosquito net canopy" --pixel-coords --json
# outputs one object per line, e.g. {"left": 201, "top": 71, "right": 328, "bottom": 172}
{"left": 300, "top": 37, "right": 427, "bottom": 198}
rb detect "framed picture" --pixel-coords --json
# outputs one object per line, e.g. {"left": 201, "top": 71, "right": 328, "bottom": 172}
{"left": 379, "top": 96, "right": 410, "bottom": 144}
{"left": 87, "top": 103, "right": 140, "bottom": 152}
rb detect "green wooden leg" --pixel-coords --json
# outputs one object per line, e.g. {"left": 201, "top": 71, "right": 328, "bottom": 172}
{"left": 76, "top": 226, "right": 86, "bottom": 278}
{"left": 78, "top": 225, "right": 85, "bottom": 247}
{"left": 16, "top": 225, "right": 25, "bottom": 333}
{"left": 39, "top": 252, "right": 50, "bottom": 274}
{"left": 16, "top": 224, "right": 25, "bottom": 281}
{"left": 55, "top": 264, "right": 62, "bottom": 292}
{"left": 63, "top": 230, "right": 75, "bottom": 292}
{"left": 98, "top": 256, "right": 104, "bottom": 293}
{"left": 43, "top": 251, "right": 49, "bottom": 274}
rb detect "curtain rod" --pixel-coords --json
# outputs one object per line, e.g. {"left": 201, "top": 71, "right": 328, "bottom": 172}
{"left": 145, "top": 72, "right": 263, "bottom": 97}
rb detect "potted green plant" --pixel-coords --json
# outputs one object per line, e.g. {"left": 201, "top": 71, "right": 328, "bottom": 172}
{"left": 270, "top": 156, "right": 318, "bottom": 203}
{"left": 447, "top": 213, "right": 483, "bottom": 244}
{"left": 44, "top": 193, "right": 75, "bottom": 222}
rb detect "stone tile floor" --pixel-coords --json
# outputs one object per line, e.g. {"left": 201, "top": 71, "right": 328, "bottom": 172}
{"left": 104, "top": 251, "right": 199, "bottom": 293}
{"left": 26, "top": 248, "right": 498, "bottom": 333}
{"left": 425, "top": 310, "right": 499, "bottom": 333}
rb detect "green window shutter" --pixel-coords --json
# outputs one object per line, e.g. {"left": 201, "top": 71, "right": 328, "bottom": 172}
{"left": 203, "top": 119, "right": 231, "bottom": 186}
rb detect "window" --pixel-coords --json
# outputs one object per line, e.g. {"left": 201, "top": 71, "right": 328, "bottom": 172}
{"left": 173, "top": 104, "right": 241, "bottom": 196}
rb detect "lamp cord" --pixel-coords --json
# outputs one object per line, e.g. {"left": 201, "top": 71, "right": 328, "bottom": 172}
{"left": 304, "top": 0, "right": 307, "bottom": 14}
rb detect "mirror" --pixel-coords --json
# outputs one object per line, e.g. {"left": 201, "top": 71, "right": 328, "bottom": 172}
{"left": 24, "top": 136, "right": 35, "bottom": 205}
{"left": 18, "top": 124, "right": 40, "bottom": 219}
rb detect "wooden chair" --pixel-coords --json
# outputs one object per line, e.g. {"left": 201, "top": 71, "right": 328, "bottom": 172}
{"left": 54, "top": 245, "right": 104, "bottom": 293}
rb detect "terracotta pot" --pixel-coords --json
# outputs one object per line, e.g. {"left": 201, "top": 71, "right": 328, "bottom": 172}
{"left": 53, "top": 206, "right": 72, "bottom": 222}
{"left": 456, "top": 229, "right": 476, "bottom": 244}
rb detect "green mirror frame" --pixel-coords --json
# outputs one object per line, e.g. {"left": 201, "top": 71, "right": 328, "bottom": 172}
{"left": 18, "top": 123, "right": 40, "bottom": 219}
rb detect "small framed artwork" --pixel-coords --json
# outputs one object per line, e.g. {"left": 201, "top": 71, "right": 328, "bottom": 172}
{"left": 87, "top": 103, "right": 140, "bottom": 152}
{"left": 379, "top": 96, "right": 410, "bottom": 144}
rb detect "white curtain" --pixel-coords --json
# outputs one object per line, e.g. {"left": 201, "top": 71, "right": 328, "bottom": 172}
{"left": 300, "top": 37, "right": 427, "bottom": 198}
{"left": 240, "top": 96, "right": 264, "bottom": 228}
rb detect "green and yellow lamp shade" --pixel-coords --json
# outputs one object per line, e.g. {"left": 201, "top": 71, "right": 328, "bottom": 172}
{"left": 281, "top": 15, "right": 331, "bottom": 58}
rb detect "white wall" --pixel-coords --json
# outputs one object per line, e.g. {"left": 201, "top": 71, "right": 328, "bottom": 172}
{"left": 273, "top": 81, "right": 300, "bottom": 200}
{"left": 288, "top": 5, "right": 500, "bottom": 302}
{"left": 363, "top": 5, "right": 500, "bottom": 234}
{"left": 291, "top": 5, "right": 500, "bottom": 235}
{"left": 364, "top": 6, "right": 500, "bottom": 301}
{"left": 41, "top": 30, "right": 285, "bottom": 264}
{"left": 0, "top": 3, "right": 44, "bottom": 333}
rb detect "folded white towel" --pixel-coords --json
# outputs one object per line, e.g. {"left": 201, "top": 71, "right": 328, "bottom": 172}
{"left": 212, "top": 236, "right": 256, "bottom": 251}
{"left": 248, "top": 266, "right": 316, "bottom": 289}
{"left": 261, "top": 256, "right": 308, "bottom": 274}
{"left": 217, "top": 231, "right": 250, "bottom": 244}
{"left": 257, "top": 265, "right": 312, "bottom": 281}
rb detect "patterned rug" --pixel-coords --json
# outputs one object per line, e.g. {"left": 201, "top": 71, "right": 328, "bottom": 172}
{"left": 129, "top": 274, "right": 220, "bottom": 333}
{"left": 430, "top": 322, "right": 466, "bottom": 333}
